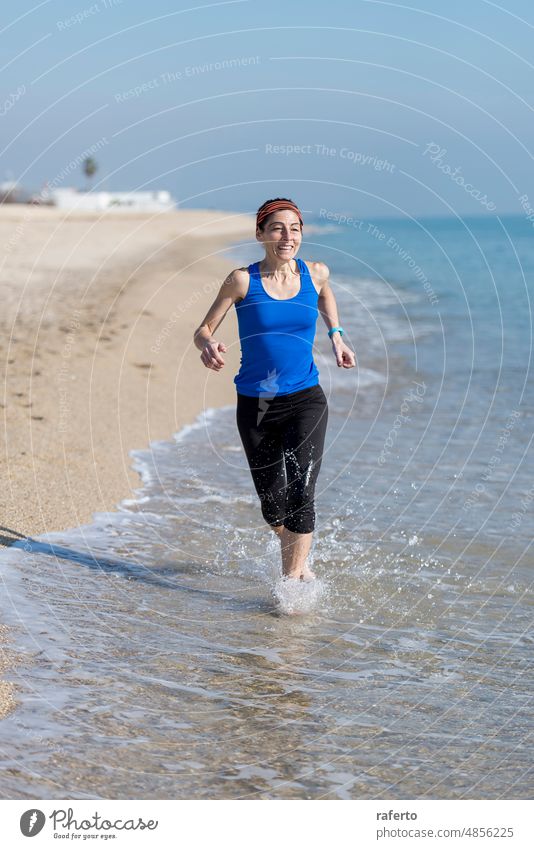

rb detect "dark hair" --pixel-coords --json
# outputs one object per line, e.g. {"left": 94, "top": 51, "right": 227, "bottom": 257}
{"left": 256, "top": 197, "right": 303, "bottom": 231}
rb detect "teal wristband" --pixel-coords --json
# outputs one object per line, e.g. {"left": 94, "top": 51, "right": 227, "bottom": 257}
{"left": 328, "top": 326, "right": 344, "bottom": 338}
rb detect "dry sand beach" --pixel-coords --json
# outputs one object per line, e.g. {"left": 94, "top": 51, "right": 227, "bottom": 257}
{"left": 0, "top": 205, "right": 255, "bottom": 717}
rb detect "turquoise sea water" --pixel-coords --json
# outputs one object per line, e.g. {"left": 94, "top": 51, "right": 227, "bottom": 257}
{"left": 0, "top": 214, "right": 532, "bottom": 799}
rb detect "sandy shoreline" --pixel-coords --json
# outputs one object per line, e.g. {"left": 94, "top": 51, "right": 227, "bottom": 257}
{"left": 0, "top": 205, "right": 255, "bottom": 717}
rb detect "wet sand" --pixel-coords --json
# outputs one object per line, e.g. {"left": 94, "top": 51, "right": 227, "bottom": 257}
{"left": 0, "top": 205, "right": 254, "bottom": 717}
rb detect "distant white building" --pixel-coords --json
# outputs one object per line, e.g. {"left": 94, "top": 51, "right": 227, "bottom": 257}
{"left": 50, "top": 187, "right": 176, "bottom": 212}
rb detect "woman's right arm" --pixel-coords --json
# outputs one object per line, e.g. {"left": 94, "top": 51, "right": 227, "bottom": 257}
{"left": 193, "top": 268, "right": 248, "bottom": 371}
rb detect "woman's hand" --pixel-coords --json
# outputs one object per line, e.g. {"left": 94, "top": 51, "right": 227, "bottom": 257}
{"left": 332, "top": 337, "right": 356, "bottom": 368}
{"left": 200, "top": 340, "right": 227, "bottom": 371}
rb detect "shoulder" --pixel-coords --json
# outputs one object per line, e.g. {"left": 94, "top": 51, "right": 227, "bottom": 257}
{"left": 224, "top": 266, "right": 250, "bottom": 303}
{"left": 303, "top": 260, "right": 330, "bottom": 296}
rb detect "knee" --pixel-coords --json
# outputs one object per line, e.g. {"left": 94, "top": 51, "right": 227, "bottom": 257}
{"left": 259, "top": 491, "right": 285, "bottom": 527}
{"left": 283, "top": 504, "right": 316, "bottom": 534}
{"left": 284, "top": 475, "right": 318, "bottom": 532}
{"left": 284, "top": 515, "right": 315, "bottom": 534}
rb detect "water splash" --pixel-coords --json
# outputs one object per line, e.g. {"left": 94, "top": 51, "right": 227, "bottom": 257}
{"left": 255, "top": 532, "right": 327, "bottom": 615}
{"left": 271, "top": 574, "right": 326, "bottom": 615}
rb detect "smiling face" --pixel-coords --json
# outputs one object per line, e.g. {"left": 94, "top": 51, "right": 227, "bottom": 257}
{"left": 256, "top": 208, "right": 303, "bottom": 263}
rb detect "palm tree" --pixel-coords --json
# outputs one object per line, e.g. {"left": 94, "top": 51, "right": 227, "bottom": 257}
{"left": 83, "top": 157, "right": 98, "bottom": 192}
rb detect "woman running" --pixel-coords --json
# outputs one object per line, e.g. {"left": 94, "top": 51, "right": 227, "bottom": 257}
{"left": 193, "top": 198, "right": 355, "bottom": 581}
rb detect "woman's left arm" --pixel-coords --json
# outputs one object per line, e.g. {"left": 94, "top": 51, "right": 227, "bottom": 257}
{"left": 315, "top": 262, "right": 356, "bottom": 369}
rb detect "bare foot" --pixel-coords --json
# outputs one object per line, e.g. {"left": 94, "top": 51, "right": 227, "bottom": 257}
{"left": 282, "top": 571, "right": 300, "bottom": 581}
{"left": 300, "top": 565, "right": 316, "bottom": 582}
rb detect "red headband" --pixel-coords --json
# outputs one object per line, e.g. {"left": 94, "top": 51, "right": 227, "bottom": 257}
{"left": 256, "top": 200, "right": 303, "bottom": 229}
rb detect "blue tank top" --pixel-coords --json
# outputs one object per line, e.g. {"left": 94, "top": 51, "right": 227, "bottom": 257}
{"left": 233, "top": 257, "right": 320, "bottom": 397}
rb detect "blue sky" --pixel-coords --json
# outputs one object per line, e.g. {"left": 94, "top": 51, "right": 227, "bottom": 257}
{"left": 2, "top": 0, "right": 534, "bottom": 218}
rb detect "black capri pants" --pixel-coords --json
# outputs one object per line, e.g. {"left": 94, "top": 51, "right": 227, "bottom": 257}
{"left": 236, "top": 383, "right": 328, "bottom": 534}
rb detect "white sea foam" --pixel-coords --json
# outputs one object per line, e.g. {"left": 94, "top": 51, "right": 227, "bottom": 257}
{"left": 172, "top": 404, "right": 234, "bottom": 444}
